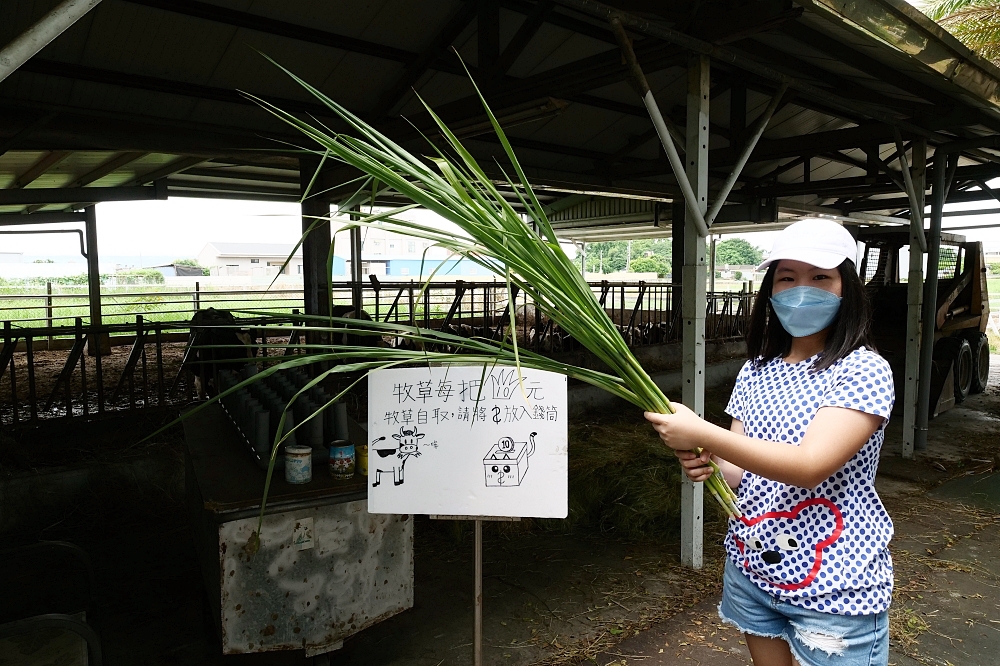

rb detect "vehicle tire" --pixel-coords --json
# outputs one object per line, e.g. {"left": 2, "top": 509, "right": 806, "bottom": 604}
{"left": 935, "top": 336, "right": 973, "bottom": 403}
{"left": 967, "top": 332, "right": 990, "bottom": 394}
{"left": 954, "top": 338, "right": 974, "bottom": 403}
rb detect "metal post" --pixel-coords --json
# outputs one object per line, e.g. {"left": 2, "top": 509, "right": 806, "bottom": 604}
{"left": 681, "top": 54, "right": 708, "bottom": 570}
{"left": 671, "top": 200, "right": 684, "bottom": 321}
{"left": 194, "top": 280, "right": 201, "bottom": 313}
{"left": 300, "top": 157, "right": 332, "bottom": 344}
{"left": 45, "top": 281, "right": 53, "bottom": 349}
{"left": 351, "top": 225, "right": 363, "bottom": 316}
{"left": 474, "top": 518, "right": 483, "bottom": 666}
{"left": 84, "top": 205, "right": 107, "bottom": 356}
{"left": 709, "top": 235, "right": 716, "bottom": 293}
{"left": 0, "top": 0, "right": 103, "bottom": 84}
{"left": 914, "top": 151, "right": 946, "bottom": 451}
{"left": 902, "top": 140, "right": 926, "bottom": 458}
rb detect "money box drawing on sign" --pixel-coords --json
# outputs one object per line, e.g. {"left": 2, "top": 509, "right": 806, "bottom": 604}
{"left": 483, "top": 432, "right": 537, "bottom": 487}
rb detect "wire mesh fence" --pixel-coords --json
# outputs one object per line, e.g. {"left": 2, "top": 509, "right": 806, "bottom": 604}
{"left": 0, "top": 280, "right": 754, "bottom": 426}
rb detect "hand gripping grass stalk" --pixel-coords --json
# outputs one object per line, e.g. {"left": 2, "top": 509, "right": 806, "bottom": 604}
{"left": 238, "top": 53, "right": 740, "bottom": 519}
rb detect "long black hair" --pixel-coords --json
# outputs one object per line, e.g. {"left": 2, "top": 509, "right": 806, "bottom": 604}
{"left": 746, "top": 259, "right": 874, "bottom": 372}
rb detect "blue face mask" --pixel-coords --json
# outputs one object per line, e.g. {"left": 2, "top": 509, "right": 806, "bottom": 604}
{"left": 769, "top": 286, "right": 842, "bottom": 337}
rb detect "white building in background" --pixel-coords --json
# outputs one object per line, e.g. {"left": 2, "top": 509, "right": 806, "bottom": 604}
{"left": 196, "top": 229, "right": 489, "bottom": 282}
{"left": 197, "top": 242, "right": 303, "bottom": 277}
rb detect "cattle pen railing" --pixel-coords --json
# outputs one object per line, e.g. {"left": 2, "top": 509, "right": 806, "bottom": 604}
{"left": 0, "top": 281, "right": 755, "bottom": 426}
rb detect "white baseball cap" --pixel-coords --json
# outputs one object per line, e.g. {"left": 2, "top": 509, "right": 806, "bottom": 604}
{"left": 757, "top": 219, "right": 858, "bottom": 271}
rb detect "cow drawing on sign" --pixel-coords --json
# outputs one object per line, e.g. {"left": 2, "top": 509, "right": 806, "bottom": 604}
{"left": 372, "top": 426, "right": 425, "bottom": 487}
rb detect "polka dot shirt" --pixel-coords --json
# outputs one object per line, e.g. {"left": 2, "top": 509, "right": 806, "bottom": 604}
{"left": 723, "top": 347, "right": 895, "bottom": 615}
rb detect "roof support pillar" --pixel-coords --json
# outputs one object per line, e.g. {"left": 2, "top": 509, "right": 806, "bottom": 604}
{"left": 350, "top": 223, "right": 363, "bottom": 317}
{"left": 300, "top": 158, "right": 331, "bottom": 343}
{"left": 0, "top": 0, "right": 102, "bottom": 84}
{"left": 680, "top": 54, "right": 709, "bottom": 571}
{"left": 671, "top": 199, "right": 684, "bottom": 317}
{"left": 902, "top": 140, "right": 926, "bottom": 458}
{"left": 914, "top": 150, "right": 948, "bottom": 452}
{"left": 84, "top": 205, "right": 108, "bottom": 355}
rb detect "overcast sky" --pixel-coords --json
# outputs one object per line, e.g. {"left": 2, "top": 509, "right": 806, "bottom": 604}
{"left": 6, "top": 188, "right": 1000, "bottom": 263}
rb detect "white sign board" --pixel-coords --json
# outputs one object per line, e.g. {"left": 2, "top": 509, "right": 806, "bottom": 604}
{"left": 367, "top": 365, "right": 567, "bottom": 518}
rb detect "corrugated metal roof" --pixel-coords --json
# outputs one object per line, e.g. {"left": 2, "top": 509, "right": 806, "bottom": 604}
{"left": 2, "top": 0, "right": 1000, "bottom": 236}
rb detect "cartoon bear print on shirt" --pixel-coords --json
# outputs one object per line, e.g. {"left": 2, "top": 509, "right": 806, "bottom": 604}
{"left": 732, "top": 498, "right": 844, "bottom": 591}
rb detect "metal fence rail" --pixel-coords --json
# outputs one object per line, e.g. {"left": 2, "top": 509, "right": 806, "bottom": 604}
{"left": 0, "top": 281, "right": 754, "bottom": 426}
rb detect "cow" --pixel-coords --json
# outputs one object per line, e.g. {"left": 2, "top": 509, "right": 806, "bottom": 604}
{"left": 175, "top": 308, "right": 253, "bottom": 398}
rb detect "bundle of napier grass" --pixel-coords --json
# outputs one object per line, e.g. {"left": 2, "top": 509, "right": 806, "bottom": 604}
{"left": 237, "top": 54, "right": 740, "bottom": 521}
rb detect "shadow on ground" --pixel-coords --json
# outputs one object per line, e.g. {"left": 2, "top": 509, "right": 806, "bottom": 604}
{"left": 2, "top": 362, "right": 999, "bottom": 666}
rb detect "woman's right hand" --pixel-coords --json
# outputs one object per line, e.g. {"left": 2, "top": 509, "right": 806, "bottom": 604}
{"left": 674, "top": 449, "right": 716, "bottom": 483}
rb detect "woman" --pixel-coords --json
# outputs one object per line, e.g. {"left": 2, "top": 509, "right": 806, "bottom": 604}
{"left": 646, "top": 219, "right": 894, "bottom": 666}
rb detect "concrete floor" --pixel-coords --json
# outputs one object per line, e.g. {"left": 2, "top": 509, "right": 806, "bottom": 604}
{"left": 3, "top": 360, "right": 999, "bottom": 666}
{"left": 578, "top": 364, "right": 1000, "bottom": 666}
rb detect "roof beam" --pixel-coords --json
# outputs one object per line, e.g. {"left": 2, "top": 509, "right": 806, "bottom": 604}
{"left": 777, "top": 22, "right": 956, "bottom": 110}
{"left": 128, "top": 156, "right": 204, "bottom": 185}
{"left": 123, "top": 0, "right": 417, "bottom": 66}
{"left": 370, "top": 1, "right": 479, "bottom": 117}
{"left": 180, "top": 167, "right": 300, "bottom": 185}
{"left": 0, "top": 112, "right": 58, "bottom": 159}
{"left": 23, "top": 150, "right": 147, "bottom": 213}
{"left": 616, "top": 124, "right": 901, "bottom": 178}
{"left": 0, "top": 184, "right": 164, "bottom": 205}
{"left": 751, "top": 175, "right": 903, "bottom": 198}
{"left": 570, "top": 94, "right": 646, "bottom": 117}
{"left": 499, "top": 0, "right": 617, "bottom": 44}
{"left": 734, "top": 40, "right": 933, "bottom": 118}
{"left": 167, "top": 188, "right": 298, "bottom": 203}
{"left": 72, "top": 151, "right": 146, "bottom": 187}
{"left": 479, "top": 0, "right": 501, "bottom": 75}
{"left": 11, "top": 150, "right": 71, "bottom": 189}
{"left": 0, "top": 211, "right": 87, "bottom": 225}
{"left": 386, "top": 39, "right": 683, "bottom": 137}
{"left": 18, "top": 58, "right": 340, "bottom": 119}
{"left": 553, "top": 0, "right": 957, "bottom": 145}
{"left": 164, "top": 177, "right": 297, "bottom": 197}
{"left": 844, "top": 187, "right": 1000, "bottom": 212}
{"left": 489, "top": 0, "right": 553, "bottom": 78}
{"left": 607, "top": 127, "right": 658, "bottom": 162}
{"left": 0, "top": 102, "right": 302, "bottom": 158}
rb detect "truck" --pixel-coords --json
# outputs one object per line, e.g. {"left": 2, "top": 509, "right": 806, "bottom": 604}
{"left": 858, "top": 229, "right": 990, "bottom": 417}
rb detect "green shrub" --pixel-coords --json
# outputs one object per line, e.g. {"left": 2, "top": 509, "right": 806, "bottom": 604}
{"left": 113, "top": 269, "right": 165, "bottom": 285}
{"left": 629, "top": 257, "right": 668, "bottom": 275}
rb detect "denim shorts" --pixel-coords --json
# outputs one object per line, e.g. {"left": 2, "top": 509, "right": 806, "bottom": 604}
{"left": 718, "top": 559, "right": 888, "bottom": 666}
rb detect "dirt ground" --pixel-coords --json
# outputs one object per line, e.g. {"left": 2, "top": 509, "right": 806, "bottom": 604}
{"left": 2, "top": 362, "right": 999, "bottom": 666}
{"left": 0, "top": 341, "right": 190, "bottom": 422}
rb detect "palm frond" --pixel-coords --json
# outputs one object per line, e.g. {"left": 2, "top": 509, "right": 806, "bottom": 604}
{"left": 920, "top": 0, "right": 984, "bottom": 22}
{"left": 940, "top": 6, "right": 1000, "bottom": 61}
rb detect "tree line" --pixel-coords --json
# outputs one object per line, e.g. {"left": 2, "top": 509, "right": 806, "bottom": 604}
{"left": 573, "top": 238, "right": 763, "bottom": 276}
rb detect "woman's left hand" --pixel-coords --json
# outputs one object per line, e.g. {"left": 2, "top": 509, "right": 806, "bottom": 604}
{"left": 644, "top": 403, "right": 714, "bottom": 451}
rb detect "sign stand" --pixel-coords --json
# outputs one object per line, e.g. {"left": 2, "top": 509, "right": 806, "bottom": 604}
{"left": 431, "top": 515, "right": 520, "bottom": 666}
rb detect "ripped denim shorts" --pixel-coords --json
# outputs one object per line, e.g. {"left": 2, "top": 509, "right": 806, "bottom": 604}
{"left": 718, "top": 559, "right": 888, "bottom": 666}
